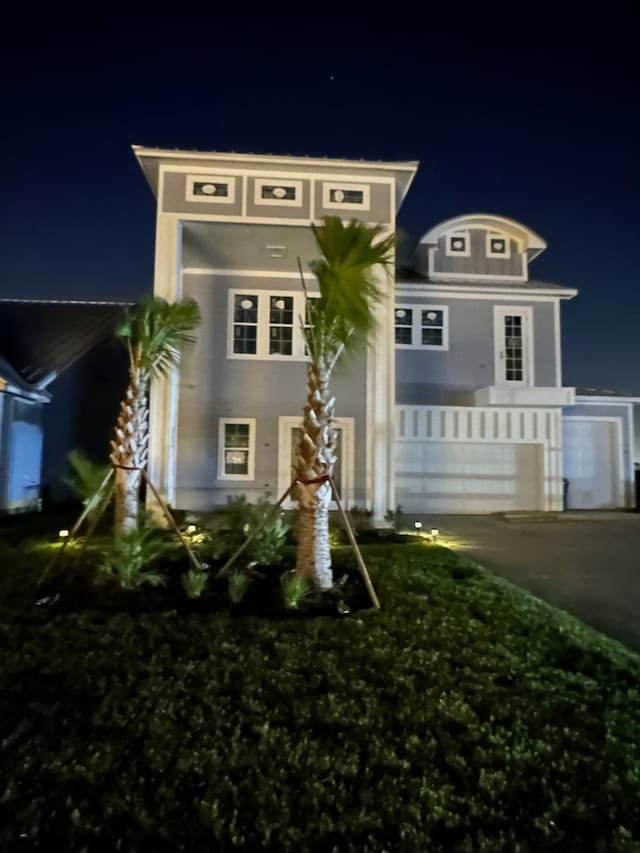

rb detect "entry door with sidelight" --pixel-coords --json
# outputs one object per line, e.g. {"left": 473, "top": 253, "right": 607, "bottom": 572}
{"left": 494, "top": 306, "right": 533, "bottom": 385}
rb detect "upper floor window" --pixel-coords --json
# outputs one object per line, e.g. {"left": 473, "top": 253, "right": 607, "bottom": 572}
{"left": 445, "top": 231, "right": 471, "bottom": 257}
{"left": 486, "top": 233, "right": 511, "bottom": 259}
{"left": 186, "top": 174, "right": 236, "bottom": 204}
{"left": 395, "top": 305, "right": 449, "bottom": 350}
{"left": 254, "top": 178, "right": 303, "bottom": 207}
{"left": 228, "top": 290, "right": 317, "bottom": 359}
{"left": 322, "top": 182, "right": 371, "bottom": 211}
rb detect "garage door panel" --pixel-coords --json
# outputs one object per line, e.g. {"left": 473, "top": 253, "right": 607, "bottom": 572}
{"left": 395, "top": 442, "right": 541, "bottom": 513}
{"left": 562, "top": 419, "right": 620, "bottom": 509}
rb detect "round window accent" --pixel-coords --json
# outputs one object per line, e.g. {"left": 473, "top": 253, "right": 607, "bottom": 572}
{"left": 395, "top": 309, "right": 406, "bottom": 319}
{"left": 200, "top": 183, "right": 217, "bottom": 195}
{"left": 272, "top": 187, "right": 287, "bottom": 198}
{"left": 274, "top": 299, "right": 286, "bottom": 310}
{"left": 240, "top": 298, "right": 254, "bottom": 309}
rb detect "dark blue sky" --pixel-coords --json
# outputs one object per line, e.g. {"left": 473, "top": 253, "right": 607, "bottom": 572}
{"left": 3, "top": 7, "right": 638, "bottom": 393}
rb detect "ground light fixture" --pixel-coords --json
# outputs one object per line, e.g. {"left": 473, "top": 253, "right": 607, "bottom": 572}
{"left": 58, "top": 529, "right": 70, "bottom": 538}
{"left": 430, "top": 528, "right": 440, "bottom": 538}
{"left": 186, "top": 524, "right": 197, "bottom": 534}
{"left": 414, "top": 521, "right": 422, "bottom": 530}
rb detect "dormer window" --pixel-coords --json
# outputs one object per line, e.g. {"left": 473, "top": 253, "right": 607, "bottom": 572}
{"left": 445, "top": 231, "right": 470, "bottom": 257}
{"left": 486, "top": 233, "right": 511, "bottom": 259}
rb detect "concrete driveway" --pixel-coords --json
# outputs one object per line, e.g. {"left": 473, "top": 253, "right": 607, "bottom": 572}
{"left": 415, "top": 513, "right": 640, "bottom": 652}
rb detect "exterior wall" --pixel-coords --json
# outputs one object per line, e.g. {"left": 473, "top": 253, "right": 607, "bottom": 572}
{"left": 175, "top": 273, "right": 368, "bottom": 509}
{"left": 0, "top": 396, "right": 44, "bottom": 512}
{"left": 396, "top": 296, "right": 557, "bottom": 406}
{"left": 415, "top": 231, "right": 526, "bottom": 279}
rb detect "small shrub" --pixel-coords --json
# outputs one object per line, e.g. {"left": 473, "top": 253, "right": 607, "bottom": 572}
{"left": 384, "top": 504, "right": 406, "bottom": 532}
{"left": 228, "top": 568, "right": 252, "bottom": 604}
{"left": 220, "top": 493, "right": 289, "bottom": 566}
{"left": 281, "top": 571, "right": 311, "bottom": 609}
{"left": 346, "top": 505, "right": 373, "bottom": 532}
{"left": 98, "top": 527, "right": 172, "bottom": 589}
{"left": 182, "top": 567, "right": 208, "bottom": 599}
{"left": 61, "top": 450, "right": 110, "bottom": 521}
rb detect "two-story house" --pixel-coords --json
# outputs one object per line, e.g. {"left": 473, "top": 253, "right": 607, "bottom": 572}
{"left": 134, "top": 146, "right": 637, "bottom": 518}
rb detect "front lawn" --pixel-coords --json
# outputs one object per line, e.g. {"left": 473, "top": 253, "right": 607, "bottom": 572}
{"left": 1, "top": 541, "right": 639, "bottom": 851}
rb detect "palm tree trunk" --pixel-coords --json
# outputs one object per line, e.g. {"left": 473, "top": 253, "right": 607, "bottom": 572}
{"left": 295, "top": 361, "right": 336, "bottom": 590}
{"left": 110, "top": 373, "right": 149, "bottom": 534}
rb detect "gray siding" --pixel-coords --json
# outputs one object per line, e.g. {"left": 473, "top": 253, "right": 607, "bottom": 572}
{"left": 176, "top": 273, "right": 368, "bottom": 509}
{"left": 416, "top": 231, "right": 526, "bottom": 279}
{"left": 396, "top": 297, "right": 557, "bottom": 405}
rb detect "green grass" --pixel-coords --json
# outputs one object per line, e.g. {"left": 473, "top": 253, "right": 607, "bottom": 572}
{"left": 1, "top": 539, "right": 640, "bottom": 851}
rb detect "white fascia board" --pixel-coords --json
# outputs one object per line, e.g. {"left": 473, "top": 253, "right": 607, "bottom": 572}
{"left": 396, "top": 282, "right": 578, "bottom": 300}
{"left": 575, "top": 395, "right": 640, "bottom": 405}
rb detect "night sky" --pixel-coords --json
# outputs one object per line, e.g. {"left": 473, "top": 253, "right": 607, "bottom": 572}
{"left": 3, "top": 7, "right": 638, "bottom": 395}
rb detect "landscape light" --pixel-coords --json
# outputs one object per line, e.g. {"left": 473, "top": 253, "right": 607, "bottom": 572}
{"left": 58, "top": 529, "right": 70, "bottom": 538}
{"left": 186, "top": 524, "right": 197, "bottom": 534}
{"left": 430, "top": 528, "right": 440, "bottom": 538}
{"left": 414, "top": 521, "right": 422, "bottom": 530}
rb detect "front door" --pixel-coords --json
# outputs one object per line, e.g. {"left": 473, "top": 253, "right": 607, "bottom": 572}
{"left": 494, "top": 306, "right": 533, "bottom": 385}
{"left": 278, "top": 416, "right": 354, "bottom": 509}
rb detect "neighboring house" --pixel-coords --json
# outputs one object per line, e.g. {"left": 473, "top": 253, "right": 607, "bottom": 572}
{"left": 0, "top": 357, "right": 50, "bottom": 512}
{"left": 0, "top": 300, "right": 128, "bottom": 510}
{"left": 133, "top": 146, "right": 637, "bottom": 517}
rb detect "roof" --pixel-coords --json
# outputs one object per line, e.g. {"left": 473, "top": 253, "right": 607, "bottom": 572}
{"left": 0, "top": 356, "right": 50, "bottom": 403}
{"left": 418, "top": 214, "right": 547, "bottom": 261}
{"left": 0, "top": 300, "right": 129, "bottom": 389}
{"left": 132, "top": 145, "right": 419, "bottom": 211}
{"left": 575, "top": 388, "right": 640, "bottom": 403}
{"left": 396, "top": 270, "right": 578, "bottom": 298}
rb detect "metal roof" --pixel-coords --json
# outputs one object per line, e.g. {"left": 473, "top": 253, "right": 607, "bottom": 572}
{"left": 0, "top": 300, "right": 129, "bottom": 388}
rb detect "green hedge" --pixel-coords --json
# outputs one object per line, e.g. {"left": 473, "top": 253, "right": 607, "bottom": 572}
{"left": 1, "top": 543, "right": 639, "bottom": 850}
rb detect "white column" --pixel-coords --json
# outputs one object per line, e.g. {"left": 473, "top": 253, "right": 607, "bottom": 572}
{"left": 148, "top": 215, "right": 183, "bottom": 506}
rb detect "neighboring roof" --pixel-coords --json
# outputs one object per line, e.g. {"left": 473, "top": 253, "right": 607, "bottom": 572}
{"left": 418, "top": 214, "right": 547, "bottom": 261}
{"left": 132, "top": 145, "right": 419, "bottom": 211}
{"left": 0, "top": 356, "right": 50, "bottom": 403}
{"left": 0, "top": 300, "right": 129, "bottom": 389}
{"left": 396, "top": 270, "right": 578, "bottom": 298}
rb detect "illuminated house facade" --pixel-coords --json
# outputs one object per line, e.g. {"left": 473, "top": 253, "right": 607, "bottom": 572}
{"left": 134, "top": 146, "right": 637, "bottom": 517}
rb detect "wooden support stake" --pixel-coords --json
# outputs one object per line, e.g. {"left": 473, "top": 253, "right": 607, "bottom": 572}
{"left": 37, "top": 468, "right": 114, "bottom": 587}
{"left": 216, "top": 483, "right": 293, "bottom": 579}
{"left": 73, "top": 481, "right": 115, "bottom": 565}
{"left": 142, "top": 471, "right": 202, "bottom": 573}
{"left": 330, "top": 476, "right": 381, "bottom": 610}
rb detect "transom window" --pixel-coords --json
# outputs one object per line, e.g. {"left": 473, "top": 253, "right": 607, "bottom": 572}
{"left": 254, "top": 178, "right": 303, "bottom": 207}
{"left": 322, "top": 182, "right": 371, "bottom": 211}
{"left": 218, "top": 419, "right": 256, "bottom": 480}
{"left": 445, "top": 231, "right": 471, "bottom": 257}
{"left": 486, "top": 233, "right": 511, "bottom": 258}
{"left": 228, "top": 290, "right": 318, "bottom": 359}
{"left": 186, "top": 174, "right": 236, "bottom": 204}
{"left": 395, "top": 305, "right": 449, "bottom": 350}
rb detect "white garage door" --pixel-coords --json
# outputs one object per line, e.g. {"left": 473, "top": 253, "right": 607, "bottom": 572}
{"left": 562, "top": 419, "right": 622, "bottom": 509}
{"left": 395, "top": 442, "right": 542, "bottom": 514}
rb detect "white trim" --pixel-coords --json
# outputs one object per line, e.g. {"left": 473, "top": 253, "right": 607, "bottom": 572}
{"left": 396, "top": 284, "right": 577, "bottom": 300}
{"left": 218, "top": 418, "right": 256, "bottom": 481}
{"left": 322, "top": 181, "right": 371, "bottom": 211}
{"left": 253, "top": 178, "right": 303, "bottom": 207}
{"left": 394, "top": 304, "right": 449, "bottom": 351}
{"left": 553, "top": 299, "right": 562, "bottom": 386}
{"left": 493, "top": 305, "right": 534, "bottom": 387}
{"left": 486, "top": 232, "right": 511, "bottom": 259}
{"left": 575, "top": 395, "right": 640, "bottom": 404}
{"left": 185, "top": 174, "right": 236, "bottom": 204}
{"left": 431, "top": 270, "right": 528, "bottom": 282}
{"left": 278, "top": 416, "right": 355, "bottom": 509}
{"left": 445, "top": 231, "right": 471, "bottom": 258}
{"left": 183, "top": 267, "right": 317, "bottom": 281}
{"left": 419, "top": 213, "right": 546, "bottom": 260}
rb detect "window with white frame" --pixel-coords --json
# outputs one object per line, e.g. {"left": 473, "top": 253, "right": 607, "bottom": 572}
{"left": 445, "top": 231, "right": 471, "bottom": 257}
{"left": 186, "top": 175, "right": 236, "bottom": 204}
{"left": 218, "top": 419, "right": 255, "bottom": 480}
{"left": 322, "top": 182, "right": 371, "bottom": 211}
{"left": 395, "top": 305, "right": 449, "bottom": 350}
{"left": 229, "top": 290, "right": 318, "bottom": 359}
{"left": 486, "top": 232, "right": 511, "bottom": 258}
{"left": 254, "top": 178, "right": 303, "bottom": 207}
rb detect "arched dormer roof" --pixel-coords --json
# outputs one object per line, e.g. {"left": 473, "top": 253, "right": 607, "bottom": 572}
{"left": 419, "top": 213, "right": 547, "bottom": 261}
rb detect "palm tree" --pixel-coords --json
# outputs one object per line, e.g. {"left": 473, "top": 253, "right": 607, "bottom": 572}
{"left": 295, "top": 217, "right": 395, "bottom": 590}
{"left": 110, "top": 296, "right": 201, "bottom": 534}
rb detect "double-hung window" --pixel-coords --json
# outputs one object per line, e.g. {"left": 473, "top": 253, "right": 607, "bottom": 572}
{"left": 229, "top": 289, "right": 318, "bottom": 359}
{"left": 218, "top": 419, "right": 255, "bottom": 480}
{"left": 395, "top": 305, "right": 449, "bottom": 350}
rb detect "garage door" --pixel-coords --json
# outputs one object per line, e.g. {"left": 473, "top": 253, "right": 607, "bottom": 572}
{"left": 562, "top": 419, "right": 621, "bottom": 509}
{"left": 395, "top": 442, "right": 542, "bottom": 514}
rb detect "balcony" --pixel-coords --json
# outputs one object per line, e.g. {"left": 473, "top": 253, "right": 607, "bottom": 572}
{"left": 474, "top": 385, "right": 576, "bottom": 407}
